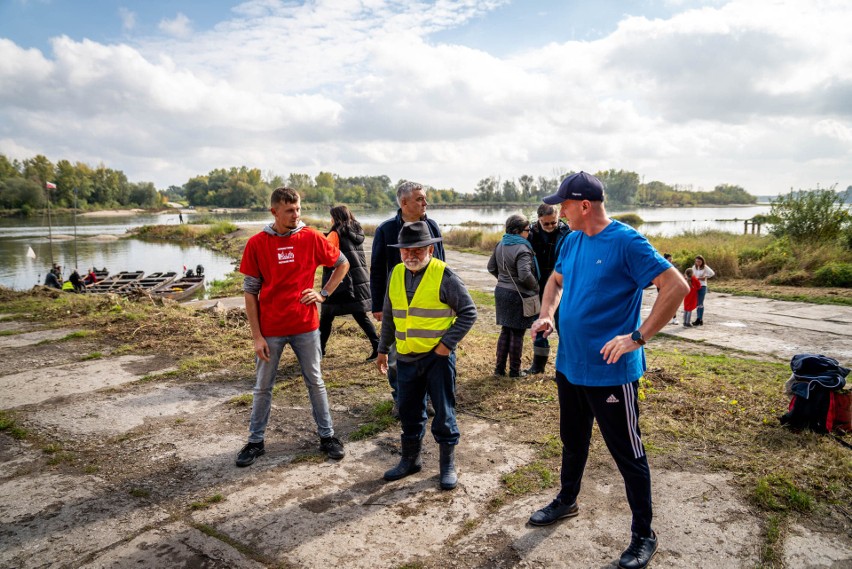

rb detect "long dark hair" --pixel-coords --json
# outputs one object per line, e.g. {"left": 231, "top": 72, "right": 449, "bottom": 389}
{"left": 330, "top": 204, "right": 361, "bottom": 233}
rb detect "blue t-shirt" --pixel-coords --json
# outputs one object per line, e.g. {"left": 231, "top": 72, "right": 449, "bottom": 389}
{"left": 554, "top": 220, "right": 671, "bottom": 387}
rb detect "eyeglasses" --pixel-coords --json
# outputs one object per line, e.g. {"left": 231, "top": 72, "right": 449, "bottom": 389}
{"left": 522, "top": 227, "right": 531, "bottom": 232}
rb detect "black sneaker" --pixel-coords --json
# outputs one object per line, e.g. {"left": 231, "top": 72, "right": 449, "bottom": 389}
{"left": 618, "top": 531, "right": 658, "bottom": 569}
{"left": 426, "top": 399, "right": 436, "bottom": 417}
{"left": 235, "top": 441, "right": 265, "bottom": 467}
{"left": 528, "top": 499, "right": 579, "bottom": 526}
{"left": 320, "top": 436, "right": 345, "bottom": 460}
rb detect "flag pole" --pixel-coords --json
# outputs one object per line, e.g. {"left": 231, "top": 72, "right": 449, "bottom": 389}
{"left": 73, "top": 186, "right": 79, "bottom": 270}
{"left": 46, "top": 181, "right": 54, "bottom": 268}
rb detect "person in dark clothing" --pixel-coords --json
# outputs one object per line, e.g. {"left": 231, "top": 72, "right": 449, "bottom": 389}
{"left": 525, "top": 203, "right": 571, "bottom": 374}
{"left": 69, "top": 269, "right": 84, "bottom": 293}
{"left": 488, "top": 214, "right": 539, "bottom": 378}
{"left": 44, "top": 266, "right": 62, "bottom": 289}
{"left": 370, "top": 181, "right": 445, "bottom": 415}
{"left": 320, "top": 205, "right": 380, "bottom": 361}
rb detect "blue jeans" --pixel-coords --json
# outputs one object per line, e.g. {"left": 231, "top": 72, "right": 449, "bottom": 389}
{"left": 248, "top": 330, "right": 334, "bottom": 442}
{"left": 697, "top": 286, "right": 707, "bottom": 320}
{"left": 397, "top": 351, "right": 459, "bottom": 445}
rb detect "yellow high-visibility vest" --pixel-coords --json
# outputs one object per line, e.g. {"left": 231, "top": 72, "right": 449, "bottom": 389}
{"left": 389, "top": 259, "right": 456, "bottom": 354}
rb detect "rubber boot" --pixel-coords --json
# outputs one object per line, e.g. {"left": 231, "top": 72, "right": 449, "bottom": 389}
{"left": 525, "top": 354, "right": 549, "bottom": 374}
{"left": 384, "top": 438, "right": 422, "bottom": 481}
{"left": 525, "top": 332, "right": 550, "bottom": 374}
{"left": 439, "top": 443, "right": 458, "bottom": 490}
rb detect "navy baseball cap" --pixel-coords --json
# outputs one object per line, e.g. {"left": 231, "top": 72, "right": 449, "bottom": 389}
{"left": 542, "top": 171, "right": 605, "bottom": 204}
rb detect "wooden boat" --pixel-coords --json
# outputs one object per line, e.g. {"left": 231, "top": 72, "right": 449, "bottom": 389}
{"left": 151, "top": 275, "right": 205, "bottom": 301}
{"left": 86, "top": 271, "right": 145, "bottom": 293}
{"left": 121, "top": 271, "right": 178, "bottom": 295}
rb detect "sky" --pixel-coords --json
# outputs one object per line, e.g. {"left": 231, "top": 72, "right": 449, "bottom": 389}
{"left": 1, "top": 0, "right": 850, "bottom": 196}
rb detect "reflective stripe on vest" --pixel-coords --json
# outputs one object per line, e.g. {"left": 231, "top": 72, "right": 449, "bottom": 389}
{"left": 389, "top": 258, "right": 456, "bottom": 354}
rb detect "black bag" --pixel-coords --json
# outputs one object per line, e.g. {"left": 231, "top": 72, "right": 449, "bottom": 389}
{"left": 780, "top": 387, "right": 832, "bottom": 433}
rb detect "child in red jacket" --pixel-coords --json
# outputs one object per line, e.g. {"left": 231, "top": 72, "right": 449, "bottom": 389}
{"left": 683, "top": 268, "right": 700, "bottom": 327}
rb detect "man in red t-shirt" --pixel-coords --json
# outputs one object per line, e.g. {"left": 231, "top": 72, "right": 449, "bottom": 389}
{"left": 235, "top": 187, "right": 350, "bottom": 467}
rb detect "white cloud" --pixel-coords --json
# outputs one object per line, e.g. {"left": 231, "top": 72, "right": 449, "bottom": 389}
{"left": 158, "top": 13, "right": 193, "bottom": 38}
{"left": 0, "top": 0, "right": 850, "bottom": 195}
{"left": 118, "top": 7, "right": 136, "bottom": 31}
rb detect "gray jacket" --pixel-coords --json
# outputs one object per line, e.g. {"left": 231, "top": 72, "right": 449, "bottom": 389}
{"left": 487, "top": 242, "right": 539, "bottom": 297}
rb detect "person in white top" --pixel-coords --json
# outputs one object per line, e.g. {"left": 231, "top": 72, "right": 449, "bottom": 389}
{"left": 691, "top": 255, "right": 716, "bottom": 326}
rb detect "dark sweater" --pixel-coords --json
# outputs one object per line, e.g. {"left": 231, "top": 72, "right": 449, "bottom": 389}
{"left": 369, "top": 209, "right": 444, "bottom": 313}
{"left": 378, "top": 260, "right": 477, "bottom": 362}
{"left": 527, "top": 220, "right": 571, "bottom": 291}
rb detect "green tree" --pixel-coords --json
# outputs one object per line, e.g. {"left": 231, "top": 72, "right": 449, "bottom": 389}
{"left": 315, "top": 171, "right": 335, "bottom": 190}
{"left": 474, "top": 176, "right": 499, "bottom": 202}
{"left": 596, "top": 169, "right": 639, "bottom": 205}
{"left": 0, "top": 177, "right": 44, "bottom": 209}
{"left": 502, "top": 179, "right": 519, "bottom": 201}
{"left": 770, "top": 186, "right": 850, "bottom": 243}
{"left": 0, "top": 154, "right": 21, "bottom": 180}
{"left": 518, "top": 175, "right": 536, "bottom": 200}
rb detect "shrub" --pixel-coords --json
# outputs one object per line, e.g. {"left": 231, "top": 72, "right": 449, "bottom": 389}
{"left": 770, "top": 186, "right": 850, "bottom": 243}
{"left": 765, "top": 270, "right": 811, "bottom": 286}
{"left": 443, "top": 229, "right": 483, "bottom": 249}
{"left": 813, "top": 262, "right": 852, "bottom": 287}
{"left": 612, "top": 213, "right": 644, "bottom": 228}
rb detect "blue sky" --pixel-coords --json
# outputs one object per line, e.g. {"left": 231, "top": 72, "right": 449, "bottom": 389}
{"left": 1, "top": 0, "right": 850, "bottom": 195}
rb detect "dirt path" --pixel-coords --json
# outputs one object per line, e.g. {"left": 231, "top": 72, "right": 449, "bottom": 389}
{"left": 2, "top": 246, "right": 852, "bottom": 568}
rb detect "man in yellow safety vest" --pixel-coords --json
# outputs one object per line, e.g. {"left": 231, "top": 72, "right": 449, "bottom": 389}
{"left": 376, "top": 221, "right": 477, "bottom": 490}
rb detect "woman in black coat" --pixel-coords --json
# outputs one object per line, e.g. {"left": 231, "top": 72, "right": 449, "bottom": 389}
{"left": 320, "top": 205, "right": 380, "bottom": 361}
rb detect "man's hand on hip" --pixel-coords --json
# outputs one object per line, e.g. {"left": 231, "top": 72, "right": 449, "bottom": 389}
{"left": 600, "top": 334, "right": 640, "bottom": 364}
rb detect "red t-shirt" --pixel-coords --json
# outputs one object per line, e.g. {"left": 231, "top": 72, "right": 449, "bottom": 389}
{"left": 240, "top": 227, "right": 340, "bottom": 337}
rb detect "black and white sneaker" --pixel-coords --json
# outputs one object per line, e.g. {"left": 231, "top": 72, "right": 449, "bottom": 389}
{"left": 320, "top": 436, "right": 345, "bottom": 460}
{"left": 235, "top": 441, "right": 265, "bottom": 467}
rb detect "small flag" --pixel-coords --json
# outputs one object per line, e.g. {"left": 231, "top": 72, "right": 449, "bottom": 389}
{"left": 45, "top": 181, "right": 57, "bottom": 189}
{"left": 26, "top": 246, "right": 37, "bottom": 259}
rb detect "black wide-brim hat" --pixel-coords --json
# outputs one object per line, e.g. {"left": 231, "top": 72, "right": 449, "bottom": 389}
{"left": 389, "top": 221, "right": 443, "bottom": 248}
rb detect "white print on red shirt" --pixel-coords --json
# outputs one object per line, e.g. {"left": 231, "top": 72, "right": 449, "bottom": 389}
{"left": 277, "top": 246, "right": 295, "bottom": 264}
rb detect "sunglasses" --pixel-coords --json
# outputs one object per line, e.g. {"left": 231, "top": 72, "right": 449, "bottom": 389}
{"left": 522, "top": 226, "right": 531, "bottom": 232}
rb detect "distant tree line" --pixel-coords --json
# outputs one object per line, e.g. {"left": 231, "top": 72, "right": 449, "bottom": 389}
{"left": 2, "top": 153, "right": 765, "bottom": 213}
{"left": 0, "top": 154, "right": 164, "bottom": 213}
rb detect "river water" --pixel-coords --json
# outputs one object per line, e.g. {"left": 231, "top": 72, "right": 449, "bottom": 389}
{"left": 0, "top": 204, "right": 771, "bottom": 291}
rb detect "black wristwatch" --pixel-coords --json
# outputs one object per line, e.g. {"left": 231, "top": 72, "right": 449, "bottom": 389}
{"left": 630, "top": 330, "right": 646, "bottom": 346}
{"left": 319, "top": 289, "right": 329, "bottom": 301}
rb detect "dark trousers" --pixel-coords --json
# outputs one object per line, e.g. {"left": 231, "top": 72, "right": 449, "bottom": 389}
{"left": 398, "top": 351, "right": 459, "bottom": 445}
{"left": 319, "top": 310, "right": 379, "bottom": 356}
{"left": 555, "top": 372, "right": 653, "bottom": 536}
{"left": 495, "top": 326, "right": 525, "bottom": 373}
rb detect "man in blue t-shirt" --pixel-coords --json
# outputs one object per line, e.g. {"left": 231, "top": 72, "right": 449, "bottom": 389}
{"left": 527, "top": 172, "right": 688, "bottom": 569}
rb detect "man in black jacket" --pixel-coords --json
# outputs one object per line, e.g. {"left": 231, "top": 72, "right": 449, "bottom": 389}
{"left": 525, "top": 203, "right": 570, "bottom": 374}
{"left": 370, "top": 181, "right": 444, "bottom": 415}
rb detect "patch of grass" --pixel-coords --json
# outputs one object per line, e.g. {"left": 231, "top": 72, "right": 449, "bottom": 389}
{"left": 0, "top": 411, "right": 28, "bottom": 439}
{"left": 58, "top": 330, "right": 95, "bottom": 341}
{"left": 350, "top": 400, "right": 397, "bottom": 441}
{"left": 189, "top": 493, "right": 225, "bottom": 510}
{"left": 228, "top": 393, "right": 253, "bottom": 406}
{"left": 129, "top": 488, "right": 150, "bottom": 498}
{"left": 81, "top": 351, "right": 103, "bottom": 360}
{"left": 760, "top": 514, "right": 784, "bottom": 567}
{"left": 501, "top": 461, "right": 555, "bottom": 496}
{"left": 537, "top": 435, "right": 562, "bottom": 459}
{"left": 84, "top": 464, "right": 99, "bottom": 474}
{"left": 207, "top": 270, "right": 244, "bottom": 298}
{"left": 469, "top": 289, "right": 495, "bottom": 308}
{"left": 0, "top": 329, "right": 23, "bottom": 336}
{"left": 291, "top": 453, "right": 326, "bottom": 464}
